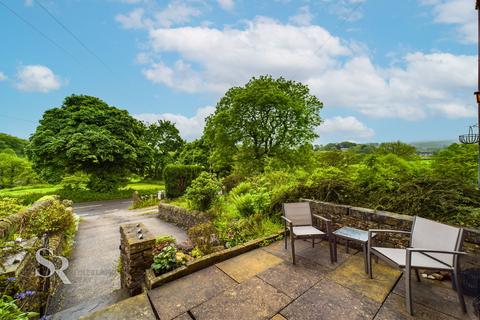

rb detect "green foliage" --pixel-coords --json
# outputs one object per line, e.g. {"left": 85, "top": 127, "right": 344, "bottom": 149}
{"left": 204, "top": 75, "right": 322, "bottom": 174}
{"left": 130, "top": 193, "right": 159, "bottom": 209}
{"left": 187, "top": 222, "right": 217, "bottom": 255}
{"left": 144, "top": 120, "right": 184, "bottom": 179}
{"left": 185, "top": 172, "right": 222, "bottom": 211}
{"left": 231, "top": 192, "right": 270, "bottom": 217}
{"left": 221, "top": 175, "right": 244, "bottom": 193}
{"left": 431, "top": 143, "right": 477, "bottom": 186}
{"left": 60, "top": 172, "right": 89, "bottom": 190}
{"left": 24, "top": 199, "right": 75, "bottom": 237}
{"left": 0, "top": 198, "right": 24, "bottom": 218}
{"left": 0, "top": 295, "right": 38, "bottom": 319}
{"left": 376, "top": 141, "right": 418, "bottom": 159}
{"left": 151, "top": 245, "right": 186, "bottom": 275}
{"left": 176, "top": 138, "right": 209, "bottom": 168}
{"left": 163, "top": 164, "right": 202, "bottom": 198}
{"left": 0, "top": 133, "right": 28, "bottom": 157}
{"left": 28, "top": 94, "right": 150, "bottom": 191}
{"left": 0, "top": 152, "right": 39, "bottom": 188}
{"left": 153, "top": 235, "right": 176, "bottom": 256}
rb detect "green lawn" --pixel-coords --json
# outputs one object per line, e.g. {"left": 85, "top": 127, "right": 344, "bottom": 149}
{"left": 0, "top": 181, "right": 165, "bottom": 204}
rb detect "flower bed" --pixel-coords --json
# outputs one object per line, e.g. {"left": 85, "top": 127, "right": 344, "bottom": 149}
{"left": 145, "top": 232, "right": 282, "bottom": 289}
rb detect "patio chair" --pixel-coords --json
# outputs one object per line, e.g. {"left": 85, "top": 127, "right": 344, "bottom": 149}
{"left": 367, "top": 216, "right": 467, "bottom": 315}
{"left": 281, "top": 202, "right": 334, "bottom": 265}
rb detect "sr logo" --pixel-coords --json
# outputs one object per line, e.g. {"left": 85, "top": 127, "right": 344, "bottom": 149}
{"left": 35, "top": 248, "right": 71, "bottom": 284}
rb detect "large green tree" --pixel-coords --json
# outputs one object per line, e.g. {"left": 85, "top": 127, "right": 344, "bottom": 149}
{"left": 0, "top": 150, "right": 39, "bottom": 188}
{"left": 0, "top": 133, "right": 28, "bottom": 157}
{"left": 204, "top": 75, "right": 322, "bottom": 174}
{"left": 144, "top": 120, "right": 184, "bottom": 179}
{"left": 28, "top": 94, "right": 149, "bottom": 191}
{"left": 376, "top": 141, "right": 417, "bottom": 159}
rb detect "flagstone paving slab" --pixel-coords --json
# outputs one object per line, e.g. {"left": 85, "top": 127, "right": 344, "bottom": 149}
{"left": 262, "top": 239, "right": 315, "bottom": 261}
{"left": 173, "top": 313, "right": 193, "bottom": 320}
{"left": 79, "top": 293, "right": 156, "bottom": 320}
{"left": 330, "top": 254, "right": 402, "bottom": 303}
{"left": 271, "top": 314, "right": 287, "bottom": 320}
{"left": 393, "top": 276, "right": 476, "bottom": 319}
{"left": 190, "top": 276, "right": 292, "bottom": 320}
{"left": 216, "top": 248, "right": 283, "bottom": 283}
{"left": 280, "top": 278, "right": 379, "bottom": 320}
{"left": 297, "top": 242, "right": 353, "bottom": 270}
{"left": 374, "top": 292, "right": 457, "bottom": 320}
{"left": 257, "top": 257, "right": 326, "bottom": 299}
{"left": 148, "top": 266, "right": 237, "bottom": 320}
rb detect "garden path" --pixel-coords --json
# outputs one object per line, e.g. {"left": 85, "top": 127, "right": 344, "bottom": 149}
{"left": 46, "top": 198, "right": 188, "bottom": 319}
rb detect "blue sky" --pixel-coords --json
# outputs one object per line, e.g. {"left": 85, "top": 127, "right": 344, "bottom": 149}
{"left": 0, "top": 0, "right": 477, "bottom": 144}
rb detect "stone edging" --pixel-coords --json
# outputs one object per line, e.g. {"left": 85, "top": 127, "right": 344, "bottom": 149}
{"left": 145, "top": 232, "right": 283, "bottom": 289}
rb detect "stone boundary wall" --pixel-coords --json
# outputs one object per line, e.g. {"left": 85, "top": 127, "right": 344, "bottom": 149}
{"left": 158, "top": 203, "right": 211, "bottom": 230}
{"left": 119, "top": 222, "right": 155, "bottom": 296}
{"left": 303, "top": 199, "right": 480, "bottom": 266}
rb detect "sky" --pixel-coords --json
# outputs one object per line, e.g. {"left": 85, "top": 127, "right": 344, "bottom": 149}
{"left": 0, "top": 0, "right": 477, "bottom": 144}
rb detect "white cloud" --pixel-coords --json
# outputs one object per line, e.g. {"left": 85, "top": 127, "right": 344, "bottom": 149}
{"left": 217, "top": 0, "right": 235, "bottom": 11}
{"left": 325, "top": 0, "right": 367, "bottom": 22}
{"left": 116, "top": 8, "right": 146, "bottom": 29}
{"left": 136, "top": 17, "right": 475, "bottom": 120}
{"left": 134, "top": 106, "right": 215, "bottom": 140}
{"left": 0, "top": 72, "right": 7, "bottom": 81}
{"left": 421, "top": 0, "right": 476, "bottom": 43}
{"left": 317, "top": 116, "right": 374, "bottom": 142}
{"left": 289, "top": 6, "right": 313, "bottom": 26}
{"left": 116, "top": 1, "right": 202, "bottom": 30}
{"left": 15, "top": 65, "right": 63, "bottom": 93}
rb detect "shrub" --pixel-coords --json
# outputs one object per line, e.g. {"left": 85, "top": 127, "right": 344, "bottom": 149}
{"left": 221, "top": 174, "right": 244, "bottom": 193}
{"left": 151, "top": 245, "right": 186, "bottom": 275}
{"left": 60, "top": 172, "right": 89, "bottom": 190}
{"left": 187, "top": 222, "right": 217, "bottom": 255}
{"left": 153, "top": 235, "right": 176, "bottom": 255}
{"left": 24, "top": 199, "right": 75, "bottom": 237}
{"left": 0, "top": 295, "right": 38, "bottom": 319}
{"left": 231, "top": 191, "right": 270, "bottom": 217}
{"left": 163, "top": 164, "right": 202, "bottom": 198}
{"left": 185, "top": 172, "right": 222, "bottom": 211}
{"left": 0, "top": 198, "right": 24, "bottom": 218}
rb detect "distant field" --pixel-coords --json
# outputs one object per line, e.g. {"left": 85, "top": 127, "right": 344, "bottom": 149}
{"left": 0, "top": 181, "right": 165, "bottom": 204}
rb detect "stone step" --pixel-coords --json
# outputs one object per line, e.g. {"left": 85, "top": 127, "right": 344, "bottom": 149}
{"left": 79, "top": 292, "right": 157, "bottom": 320}
{"left": 47, "top": 289, "right": 130, "bottom": 320}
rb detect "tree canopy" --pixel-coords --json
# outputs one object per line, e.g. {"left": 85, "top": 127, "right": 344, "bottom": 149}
{"left": 28, "top": 94, "right": 149, "bottom": 191}
{"left": 0, "top": 133, "right": 28, "bottom": 157}
{"left": 204, "top": 75, "right": 322, "bottom": 174}
{"left": 144, "top": 120, "right": 184, "bottom": 179}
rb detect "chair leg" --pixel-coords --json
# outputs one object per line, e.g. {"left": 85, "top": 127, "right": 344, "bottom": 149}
{"left": 367, "top": 248, "right": 373, "bottom": 279}
{"left": 415, "top": 269, "right": 421, "bottom": 282}
{"left": 290, "top": 234, "right": 296, "bottom": 265}
{"left": 284, "top": 226, "right": 287, "bottom": 250}
{"left": 405, "top": 269, "right": 413, "bottom": 315}
{"left": 452, "top": 269, "right": 467, "bottom": 313}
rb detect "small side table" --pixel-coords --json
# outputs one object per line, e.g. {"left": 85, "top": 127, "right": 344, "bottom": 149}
{"left": 332, "top": 226, "right": 375, "bottom": 274}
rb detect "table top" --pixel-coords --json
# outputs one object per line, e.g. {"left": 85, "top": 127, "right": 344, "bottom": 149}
{"left": 333, "top": 226, "right": 371, "bottom": 242}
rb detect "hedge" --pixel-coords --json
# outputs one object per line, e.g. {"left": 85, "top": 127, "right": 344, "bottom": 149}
{"left": 164, "top": 164, "right": 202, "bottom": 198}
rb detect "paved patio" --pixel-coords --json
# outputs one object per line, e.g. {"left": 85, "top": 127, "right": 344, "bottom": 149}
{"left": 146, "top": 239, "right": 477, "bottom": 320}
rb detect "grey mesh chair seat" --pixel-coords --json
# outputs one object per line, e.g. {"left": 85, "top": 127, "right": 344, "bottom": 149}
{"left": 293, "top": 226, "right": 325, "bottom": 236}
{"left": 372, "top": 247, "right": 452, "bottom": 269}
{"left": 282, "top": 202, "right": 334, "bottom": 265}
{"left": 367, "top": 216, "right": 467, "bottom": 316}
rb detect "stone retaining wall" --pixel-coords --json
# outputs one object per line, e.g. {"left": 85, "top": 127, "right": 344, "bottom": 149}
{"left": 158, "top": 203, "right": 211, "bottom": 230}
{"left": 119, "top": 222, "right": 155, "bottom": 296}
{"left": 303, "top": 199, "right": 480, "bottom": 266}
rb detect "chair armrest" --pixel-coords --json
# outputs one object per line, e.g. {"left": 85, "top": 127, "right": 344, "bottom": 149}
{"left": 406, "top": 248, "right": 468, "bottom": 256}
{"left": 367, "top": 229, "right": 410, "bottom": 249}
{"left": 312, "top": 213, "right": 330, "bottom": 222}
{"left": 368, "top": 229, "right": 411, "bottom": 235}
{"left": 281, "top": 216, "right": 293, "bottom": 226}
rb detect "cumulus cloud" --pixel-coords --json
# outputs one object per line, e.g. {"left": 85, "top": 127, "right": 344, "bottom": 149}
{"left": 317, "top": 116, "right": 374, "bottom": 142}
{"left": 15, "top": 65, "right": 63, "bottom": 93}
{"left": 134, "top": 106, "right": 215, "bottom": 140}
{"left": 0, "top": 72, "right": 7, "bottom": 81}
{"left": 217, "top": 0, "right": 234, "bottom": 11}
{"left": 289, "top": 6, "right": 313, "bottom": 26}
{"left": 136, "top": 17, "right": 475, "bottom": 120}
{"left": 116, "top": 1, "right": 202, "bottom": 29}
{"left": 421, "top": 0, "right": 476, "bottom": 43}
{"left": 325, "top": 0, "right": 367, "bottom": 22}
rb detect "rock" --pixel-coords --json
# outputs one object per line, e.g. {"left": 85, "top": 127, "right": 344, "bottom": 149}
{"left": 427, "top": 275, "right": 435, "bottom": 279}
{"left": 421, "top": 273, "right": 428, "bottom": 278}
{"left": 176, "top": 239, "right": 194, "bottom": 252}
{"left": 431, "top": 273, "right": 443, "bottom": 280}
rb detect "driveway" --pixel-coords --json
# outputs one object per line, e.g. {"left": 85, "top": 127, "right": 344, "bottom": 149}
{"left": 47, "top": 199, "right": 188, "bottom": 319}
